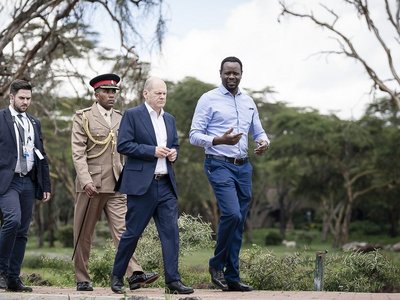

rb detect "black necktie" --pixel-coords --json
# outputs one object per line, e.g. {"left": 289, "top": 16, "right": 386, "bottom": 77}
{"left": 17, "top": 114, "right": 28, "bottom": 175}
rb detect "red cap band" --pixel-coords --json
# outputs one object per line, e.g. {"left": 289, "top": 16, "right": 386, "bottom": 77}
{"left": 92, "top": 79, "right": 118, "bottom": 89}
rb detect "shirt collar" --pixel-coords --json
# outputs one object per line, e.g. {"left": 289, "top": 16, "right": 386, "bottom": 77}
{"left": 9, "top": 105, "right": 27, "bottom": 118}
{"left": 96, "top": 102, "right": 113, "bottom": 116}
{"left": 144, "top": 101, "right": 164, "bottom": 117}
{"left": 219, "top": 84, "right": 242, "bottom": 96}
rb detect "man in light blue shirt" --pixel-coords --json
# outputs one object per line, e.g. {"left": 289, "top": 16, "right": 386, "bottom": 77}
{"left": 189, "top": 56, "right": 269, "bottom": 292}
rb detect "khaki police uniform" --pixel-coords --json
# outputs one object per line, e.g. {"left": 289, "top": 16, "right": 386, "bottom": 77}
{"left": 71, "top": 102, "right": 142, "bottom": 283}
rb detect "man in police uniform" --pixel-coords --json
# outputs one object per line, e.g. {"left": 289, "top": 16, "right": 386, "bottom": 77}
{"left": 71, "top": 73, "right": 158, "bottom": 291}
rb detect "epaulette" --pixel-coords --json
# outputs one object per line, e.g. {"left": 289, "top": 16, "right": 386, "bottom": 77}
{"left": 114, "top": 109, "right": 122, "bottom": 115}
{"left": 75, "top": 107, "right": 91, "bottom": 115}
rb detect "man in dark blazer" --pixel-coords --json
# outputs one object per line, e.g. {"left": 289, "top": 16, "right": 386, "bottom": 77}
{"left": 110, "top": 77, "right": 193, "bottom": 295}
{"left": 0, "top": 79, "right": 51, "bottom": 292}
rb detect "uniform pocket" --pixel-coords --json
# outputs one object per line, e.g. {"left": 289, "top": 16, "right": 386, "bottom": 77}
{"left": 89, "top": 165, "right": 102, "bottom": 188}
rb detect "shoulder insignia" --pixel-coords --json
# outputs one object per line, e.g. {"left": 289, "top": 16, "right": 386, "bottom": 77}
{"left": 75, "top": 107, "right": 91, "bottom": 115}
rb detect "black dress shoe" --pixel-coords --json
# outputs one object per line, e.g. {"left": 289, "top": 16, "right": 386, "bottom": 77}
{"left": 165, "top": 280, "right": 194, "bottom": 294}
{"left": 6, "top": 278, "right": 32, "bottom": 292}
{"left": 128, "top": 271, "right": 159, "bottom": 290}
{"left": 226, "top": 281, "right": 253, "bottom": 292}
{"left": 0, "top": 272, "right": 7, "bottom": 289}
{"left": 209, "top": 266, "right": 227, "bottom": 290}
{"left": 110, "top": 275, "right": 125, "bottom": 294}
{"left": 76, "top": 281, "right": 93, "bottom": 291}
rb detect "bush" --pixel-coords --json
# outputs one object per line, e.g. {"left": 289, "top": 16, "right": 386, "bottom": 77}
{"left": 57, "top": 224, "right": 74, "bottom": 248}
{"left": 23, "top": 255, "right": 75, "bottom": 286}
{"left": 241, "top": 245, "right": 313, "bottom": 290}
{"left": 350, "top": 221, "right": 383, "bottom": 236}
{"left": 264, "top": 231, "right": 283, "bottom": 246}
{"left": 89, "top": 241, "right": 116, "bottom": 286}
{"left": 240, "top": 245, "right": 400, "bottom": 292}
{"left": 325, "top": 251, "right": 400, "bottom": 292}
{"left": 88, "top": 213, "right": 214, "bottom": 286}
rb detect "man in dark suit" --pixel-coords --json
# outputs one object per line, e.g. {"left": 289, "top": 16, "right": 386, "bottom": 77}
{"left": 110, "top": 77, "right": 193, "bottom": 295}
{"left": 0, "top": 79, "right": 51, "bottom": 292}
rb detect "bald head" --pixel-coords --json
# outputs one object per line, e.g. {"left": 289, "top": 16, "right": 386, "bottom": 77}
{"left": 143, "top": 77, "right": 167, "bottom": 115}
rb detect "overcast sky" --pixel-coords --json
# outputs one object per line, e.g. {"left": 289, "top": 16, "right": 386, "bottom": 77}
{"left": 129, "top": 0, "right": 395, "bottom": 120}
{"left": 2, "top": 0, "right": 395, "bottom": 119}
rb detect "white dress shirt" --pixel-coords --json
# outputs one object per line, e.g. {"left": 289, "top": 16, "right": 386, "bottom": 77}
{"left": 145, "top": 102, "right": 168, "bottom": 175}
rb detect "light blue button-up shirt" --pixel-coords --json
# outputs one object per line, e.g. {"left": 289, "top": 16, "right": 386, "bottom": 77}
{"left": 189, "top": 85, "right": 269, "bottom": 158}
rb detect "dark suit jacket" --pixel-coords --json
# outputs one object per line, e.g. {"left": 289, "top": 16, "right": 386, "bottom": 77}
{"left": 0, "top": 108, "right": 51, "bottom": 199}
{"left": 116, "top": 103, "right": 179, "bottom": 196}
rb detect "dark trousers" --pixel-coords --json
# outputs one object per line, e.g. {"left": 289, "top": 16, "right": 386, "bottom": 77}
{"left": 205, "top": 158, "right": 252, "bottom": 283}
{"left": 112, "top": 176, "right": 180, "bottom": 283}
{"left": 0, "top": 175, "right": 35, "bottom": 279}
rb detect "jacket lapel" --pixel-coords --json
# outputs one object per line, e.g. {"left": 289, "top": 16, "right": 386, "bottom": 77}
{"left": 92, "top": 103, "right": 110, "bottom": 129}
{"left": 163, "top": 114, "right": 173, "bottom": 148}
{"left": 138, "top": 104, "right": 157, "bottom": 145}
{"left": 4, "top": 109, "right": 18, "bottom": 146}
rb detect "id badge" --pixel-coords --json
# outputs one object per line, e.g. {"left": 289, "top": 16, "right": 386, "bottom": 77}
{"left": 23, "top": 146, "right": 29, "bottom": 158}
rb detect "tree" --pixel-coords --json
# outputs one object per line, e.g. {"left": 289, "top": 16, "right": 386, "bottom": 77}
{"left": 0, "top": 0, "right": 165, "bottom": 98}
{"left": 0, "top": 0, "right": 165, "bottom": 247}
{"left": 279, "top": 0, "right": 400, "bottom": 110}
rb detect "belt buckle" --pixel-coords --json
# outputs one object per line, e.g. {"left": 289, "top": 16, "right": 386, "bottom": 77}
{"left": 18, "top": 173, "right": 24, "bottom": 177}
{"left": 154, "top": 174, "right": 163, "bottom": 180}
{"left": 233, "top": 158, "right": 240, "bottom": 165}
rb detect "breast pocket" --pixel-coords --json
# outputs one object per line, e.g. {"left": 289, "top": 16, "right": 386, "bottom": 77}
{"left": 90, "top": 127, "right": 109, "bottom": 138}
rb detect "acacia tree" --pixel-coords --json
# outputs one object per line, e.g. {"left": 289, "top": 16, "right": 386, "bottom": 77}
{"left": 0, "top": 0, "right": 165, "bottom": 246}
{"left": 279, "top": 0, "right": 400, "bottom": 110}
{"left": 0, "top": 0, "right": 165, "bottom": 97}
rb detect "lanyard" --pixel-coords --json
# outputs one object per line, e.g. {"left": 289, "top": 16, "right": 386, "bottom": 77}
{"left": 13, "top": 115, "right": 32, "bottom": 146}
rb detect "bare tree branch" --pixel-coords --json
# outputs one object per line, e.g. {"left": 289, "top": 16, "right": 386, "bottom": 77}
{"left": 279, "top": 0, "right": 400, "bottom": 110}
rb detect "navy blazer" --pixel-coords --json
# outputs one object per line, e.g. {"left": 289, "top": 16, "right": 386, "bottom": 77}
{"left": 116, "top": 103, "right": 179, "bottom": 196}
{"left": 0, "top": 108, "right": 51, "bottom": 199}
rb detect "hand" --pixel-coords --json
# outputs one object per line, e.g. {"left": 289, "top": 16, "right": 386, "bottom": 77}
{"left": 42, "top": 192, "right": 51, "bottom": 202}
{"left": 167, "top": 148, "right": 177, "bottom": 162}
{"left": 155, "top": 146, "right": 172, "bottom": 158}
{"left": 84, "top": 182, "right": 99, "bottom": 198}
{"left": 213, "top": 128, "right": 243, "bottom": 146}
{"left": 254, "top": 140, "right": 269, "bottom": 156}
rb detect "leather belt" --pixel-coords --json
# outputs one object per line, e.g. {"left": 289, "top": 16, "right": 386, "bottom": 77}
{"left": 154, "top": 174, "right": 167, "bottom": 180}
{"left": 206, "top": 154, "right": 249, "bottom": 166}
{"left": 15, "top": 170, "right": 32, "bottom": 178}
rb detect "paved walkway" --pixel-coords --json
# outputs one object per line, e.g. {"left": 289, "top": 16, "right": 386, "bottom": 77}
{"left": 0, "top": 287, "right": 399, "bottom": 300}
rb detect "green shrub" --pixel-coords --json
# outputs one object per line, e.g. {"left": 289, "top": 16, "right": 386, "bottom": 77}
{"left": 296, "top": 231, "right": 317, "bottom": 246}
{"left": 57, "top": 224, "right": 74, "bottom": 248}
{"left": 350, "top": 220, "right": 383, "bottom": 236}
{"left": 264, "top": 231, "right": 283, "bottom": 246}
{"left": 241, "top": 245, "right": 314, "bottom": 290}
{"left": 89, "top": 241, "right": 115, "bottom": 286}
{"left": 88, "top": 213, "right": 214, "bottom": 287}
{"left": 23, "top": 255, "right": 75, "bottom": 286}
{"left": 324, "top": 251, "right": 400, "bottom": 292}
{"left": 240, "top": 245, "right": 400, "bottom": 292}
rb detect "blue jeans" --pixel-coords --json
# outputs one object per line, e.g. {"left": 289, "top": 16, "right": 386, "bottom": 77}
{"left": 0, "top": 175, "right": 35, "bottom": 279}
{"left": 205, "top": 158, "right": 253, "bottom": 283}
